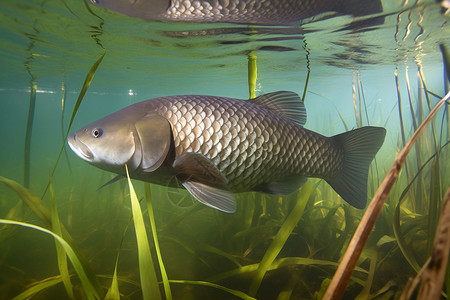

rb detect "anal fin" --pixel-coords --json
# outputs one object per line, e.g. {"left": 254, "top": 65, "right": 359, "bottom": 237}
{"left": 254, "top": 175, "right": 307, "bottom": 195}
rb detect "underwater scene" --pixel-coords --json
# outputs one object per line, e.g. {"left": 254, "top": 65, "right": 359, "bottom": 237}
{"left": 1, "top": 0, "right": 450, "bottom": 299}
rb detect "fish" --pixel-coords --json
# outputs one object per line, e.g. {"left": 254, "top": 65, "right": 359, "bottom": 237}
{"left": 90, "top": 0, "right": 383, "bottom": 25}
{"left": 68, "top": 91, "right": 386, "bottom": 213}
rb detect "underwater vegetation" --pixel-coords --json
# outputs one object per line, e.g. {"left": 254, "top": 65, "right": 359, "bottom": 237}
{"left": 0, "top": 42, "right": 450, "bottom": 300}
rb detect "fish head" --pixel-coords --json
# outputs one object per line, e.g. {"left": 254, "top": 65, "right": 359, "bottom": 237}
{"left": 68, "top": 113, "right": 139, "bottom": 174}
{"left": 90, "top": 0, "right": 170, "bottom": 19}
{"left": 68, "top": 108, "right": 173, "bottom": 176}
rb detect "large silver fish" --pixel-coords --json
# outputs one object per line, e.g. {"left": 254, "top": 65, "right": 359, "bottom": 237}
{"left": 91, "top": 0, "right": 383, "bottom": 25}
{"left": 68, "top": 91, "right": 386, "bottom": 213}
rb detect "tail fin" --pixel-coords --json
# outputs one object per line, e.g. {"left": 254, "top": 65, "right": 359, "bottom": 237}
{"left": 326, "top": 126, "right": 386, "bottom": 209}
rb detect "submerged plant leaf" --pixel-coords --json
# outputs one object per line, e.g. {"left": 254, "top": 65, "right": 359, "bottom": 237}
{"left": 169, "top": 280, "right": 256, "bottom": 300}
{"left": 393, "top": 141, "right": 450, "bottom": 273}
{"left": 49, "top": 174, "right": 74, "bottom": 299}
{"left": 440, "top": 43, "right": 450, "bottom": 84}
{"left": 105, "top": 258, "right": 120, "bottom": 300}
{"left": 0, "top": 219, "right": 99, "bottom": 300}
{"left": 125, "top": 165, "right": 161, "bottom": 300}
{"left": 0, "top": 176, "right": 104, "bottom": 298}
{"left": 248, "top": 182, "right": 312, "bottom": 296}
{"left": 209, "top": 256, "right": 367, "bottom": 284}
{"left": 12, "top": 276, "right": 63, "bottom": 300}
{"left": 324, "top": 90, "right": 450, "bottom": 300}
{"left": 48, "top": 51, "right": 106, "bottom": 186}
{"left": 0, "top": 176, "right": 51, "bottom": 225}
{"left": 144, "top": 183, "right": 172, "bottom": 300}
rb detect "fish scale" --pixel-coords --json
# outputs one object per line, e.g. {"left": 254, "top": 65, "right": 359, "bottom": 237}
{"left": 93, "top": 0, "right": 384, "bottom": 27}
{"left": 151, "top": 94, "right": 343, "bottom": 191}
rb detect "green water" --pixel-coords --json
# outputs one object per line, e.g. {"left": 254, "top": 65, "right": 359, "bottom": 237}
{"left": 0, "top": 0, "right": 449, "bottom": 299}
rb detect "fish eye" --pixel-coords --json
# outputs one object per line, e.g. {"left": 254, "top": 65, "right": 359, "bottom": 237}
{"left": 92, "top": 128, "right": 103, "bottom": 138}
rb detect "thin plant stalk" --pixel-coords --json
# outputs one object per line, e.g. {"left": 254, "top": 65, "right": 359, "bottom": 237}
{"left": 248, "top": 182, "right": 312, "bottom": 297}
{"left": 405, "top": 67, "right": 418, "bottom": 131}
{"left": 24, "top": 81, "right": 36, "bottom": 188}
{"left": 301, "top": 38, "right": 311, "bottom": 102}
{"left": 395, "top": 67, "right": 416, "bottom": 207}
{"left": 357, "top": 71, "right": 363, "bottom": 127}
{"left": 417, "top": 188, "right": 450, "bottom": 299}
{"left": 49, "top": 174, "right": 74, "bottom": 299}
{"left": 144, "top": 183, "right": 172, "bottom": 300}
{"left": 352, "top": 74, "right": 361, "bottom": 128}
{"left": 323, "top": 90, "right": 450, "bottom": 300}
{"left": 60, "top": 80, "right": 72, "bottom": 172}
{"left": 391, "top": 142, "right": 450, "bottom": 274}
{"left": 248, "top": 51, "right": 257, "bottom": 99}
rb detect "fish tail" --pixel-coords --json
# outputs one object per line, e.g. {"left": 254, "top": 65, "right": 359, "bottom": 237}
{"left": 326, "top": 126, "right": 386, "bottom": 209}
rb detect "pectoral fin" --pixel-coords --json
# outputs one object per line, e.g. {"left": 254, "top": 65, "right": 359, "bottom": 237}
{"left": 96, "top": 175, "right": 123, "bottom": 191}
{"left": 174, "top": 153, "right": 236, "bottom": 213}
{"left": 182, "top": 181, "right": 236, "bottom": 213}
{"left": 134, "top": 113, "right": 172, "bottom": 172}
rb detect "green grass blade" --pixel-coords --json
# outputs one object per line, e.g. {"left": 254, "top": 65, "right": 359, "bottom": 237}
{"left": 0, "top": 219, "right": 99, "bottom": 300}
{"left": 248, "top": 182, "right": 312, "bottom": 296}
{"left": 440, "top": 43, "right": 450, "bottom": 84}
{"left": 209, "top": 256, "right": 367, "bottom": 283}
{"left": 358, "top": 78, "right": 370, "bottom": 126}
{"left": 12, "top": 276, "right": 63, "bottom": 300}
{"left": 105, "top": 258, "right": 120, "bottom": 300}
{"left": 393, "top": 140, "right": 449, "bottom": 273}
{"left": 144, "top": 183, "right": 172, "bottom": 300}
{"left": 0, "top": 176, "right": 104, "bottom": 298}
{"left": 125, "top": 165, "right": 161, "bottom": 300}
{"left": 50, "top": 51, "right": 106, "bottom": 179}
{"left": 49, "top": 174, "right": 74, "bottom": 299}
{"left": 0, "top": 176, "right": 51, "bottom": 225}
{"left": 106, "top": 205, "right": 136, "bottom": 300}
{"left": 355, "top": 249, "right": 377, "bottom": 300}
{"left": 405, "top": 68, "right": 418, "bottom": 131}
{"left": 427, "top": 158, "right": 442, "bottom": 253}
{"left": 169, "top": 280, "right": 256, "bottom": 300}
{"left": 66, "top": 51, "right": 105, "bottom": 135}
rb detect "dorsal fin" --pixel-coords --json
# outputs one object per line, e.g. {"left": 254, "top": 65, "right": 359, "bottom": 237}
{"left": 250, "top": 91, "right": 307, "bottom": 126}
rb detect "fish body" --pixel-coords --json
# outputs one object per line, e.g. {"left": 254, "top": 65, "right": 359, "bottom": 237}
{"left": 91, "top": 0, "right": 383, "bottom": 25}
{"left": 68, "top": 91, "right": 386, "bottom": 212}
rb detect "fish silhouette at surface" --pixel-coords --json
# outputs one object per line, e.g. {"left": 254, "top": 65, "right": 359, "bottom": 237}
{"left": 90, "top": 0, "right": 383, "bottom": 26}
{"left": 68, "top": 91, "right": 386, "bottom": 213}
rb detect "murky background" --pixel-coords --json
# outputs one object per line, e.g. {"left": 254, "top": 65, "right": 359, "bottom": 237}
{"left": 0, "top": 0, "right": 449, "bottom": 299}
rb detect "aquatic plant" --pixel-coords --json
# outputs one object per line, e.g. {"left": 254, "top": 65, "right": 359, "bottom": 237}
{"left": 1, "top": 43, "right": 449, "bottom": 300}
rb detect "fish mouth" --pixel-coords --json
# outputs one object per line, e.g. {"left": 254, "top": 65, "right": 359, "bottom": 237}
{"left": 68, "top": 133, "right": 93, "bottom": 161}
